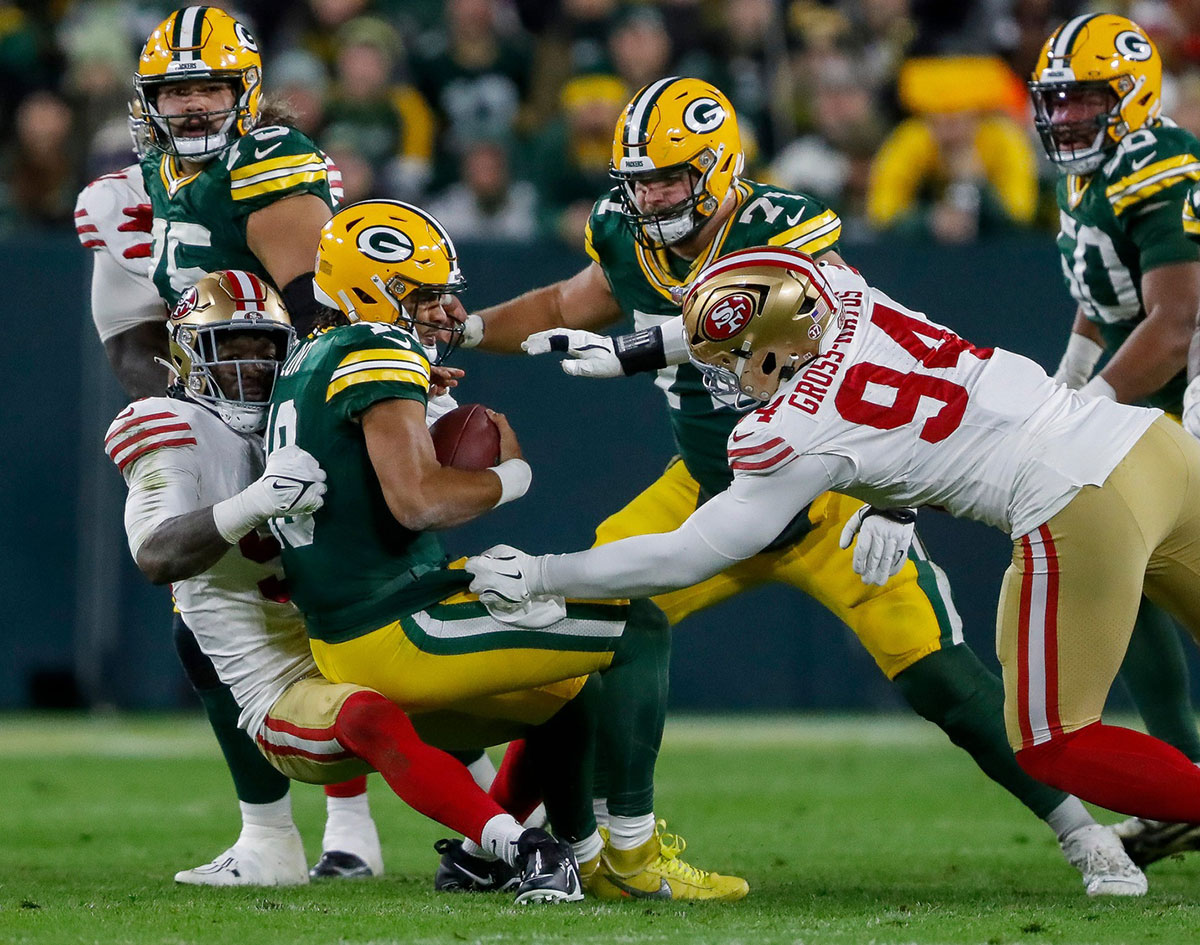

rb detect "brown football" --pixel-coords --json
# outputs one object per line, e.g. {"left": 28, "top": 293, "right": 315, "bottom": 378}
{"left": 429, "top": 404, "right": 501, "bottom": 470}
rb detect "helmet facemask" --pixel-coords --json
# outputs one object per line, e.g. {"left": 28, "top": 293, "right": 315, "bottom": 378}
{"left": 613, "top": 151, "right": 724, "bottom": 247}
{"left": 136, "top": 74, "right": 256, "bottom": 161}
{"left": 1029, "top": 80, "right": 1125, "bottom": 174}
{"left": 393, "top": 282, "right": 469, "bottom": 366}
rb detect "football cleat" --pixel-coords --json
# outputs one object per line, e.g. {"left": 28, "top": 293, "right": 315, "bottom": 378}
{"left": 1112, "top": 817, "right": 1200, "bottom": 867}
{"left": 174, "top": 830, "right": 309, "bottom": 887}
{"left": 588, "top": 820, "right": 748, "bottom": 902}
{"left": 433, "top": 838, "right": 518, "bottom": 892}
{"left": 1060, "top": 823, "right": 1148, "bottom": 897}
{"left": 512, "top": 828, "right": 584, "bottom": 905}
{"left": 309, "top": 850, "right": 376, "bottom": 880}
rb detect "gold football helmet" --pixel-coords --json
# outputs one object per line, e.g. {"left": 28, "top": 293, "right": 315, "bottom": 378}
{"left": 134, "top": 6, "right": 263, "bottom": 160}
{"left": 611, "top": 76, "right": 744, "bottom": 246}
{"left": 1028, "top": 13, "right": 1161, "bottom": 173}
{"left": 168, "top": 270, "right": 294, "bottom": 433}
{"left": 682, "top": 247, "right": 840, "bottom": 404}
{"left": 313, "top": 199, "right": 467, "bottom": 360}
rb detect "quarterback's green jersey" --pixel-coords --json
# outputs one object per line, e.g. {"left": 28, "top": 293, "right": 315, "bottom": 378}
{"left": 585, "top": 179, "right": 841, "bottom": 496}
{"left": 1054, "top": 121, "right": 1200, "bottom": 412}
{"left": 142, "top": 125, "right": 338, "bottom": 307}
{"left": 267, "top": 322, "right": 458, "bottom": 643}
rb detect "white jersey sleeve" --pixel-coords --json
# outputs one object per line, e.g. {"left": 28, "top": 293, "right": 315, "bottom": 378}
{"left": 75, "top": 166, "right": 166, "bottom": 342}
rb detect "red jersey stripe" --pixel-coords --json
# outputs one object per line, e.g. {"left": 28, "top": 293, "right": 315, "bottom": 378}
{"left": 116, "top": 437, "right": 197, "bottom": 472}
{"left": 105, "top": 411, "right": 181, "bottom": 445}
{"left": 731, "top": 446, "right": 795, "bottom": 470}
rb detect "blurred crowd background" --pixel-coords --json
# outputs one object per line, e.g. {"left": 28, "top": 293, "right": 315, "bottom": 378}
{"left": 4, "top": 0, "right": 1200, "bottom": 249}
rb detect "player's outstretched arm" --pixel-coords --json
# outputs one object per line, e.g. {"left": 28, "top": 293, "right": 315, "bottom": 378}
{"left": 246, "top": 193, "right": 334, "bottom": 336}
{"left": 104, "top": 321, "right": 172, "bottom": 399}
{"left": 522, "top": 316, "right": 690, "bottom": 378}
{"left": 1052, "top": 308, "right": 1105, "bottom": 390}
{"left": 134, "top": 446, "right": 327, "bottom": 583}
{"left": 1086, "top": 262, "right": 1200, "bottom": 402}
{"left": 462, "top": 262, "right": 624, "bottom": 354}
{"left": 363, "top": 398, "right": 530, "bottom": 531}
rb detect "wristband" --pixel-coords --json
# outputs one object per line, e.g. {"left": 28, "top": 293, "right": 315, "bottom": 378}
{"left": 613, "top": 326, "right": 667, "bottom": 375}
{"left": 863, "top": 506, "right": 918, "bottom": 525}
{"left": 1079, "top": 375, "right": 1117, "bottom": 401}
{"left": 1063, "top": 333, "right": 1103, "bottom": 371}
{"left": 490, "top": 458, "right": 532, "bottom": 507}
{"left": 212, "top": 489, "right": 264, "bottom": 543}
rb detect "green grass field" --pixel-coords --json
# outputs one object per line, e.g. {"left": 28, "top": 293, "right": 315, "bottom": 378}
{"left": 0, "top": 713, "right": 1196, "bottom": 945}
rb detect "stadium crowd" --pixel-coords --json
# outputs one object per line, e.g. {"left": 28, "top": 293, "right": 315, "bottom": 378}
{"left": 4, "top": 0, "right": 1200, "bottom": 247}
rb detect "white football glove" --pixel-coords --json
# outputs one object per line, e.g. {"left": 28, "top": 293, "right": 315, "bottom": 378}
{"left": 212, "top": 445, "right": 327, "bottom": 542}
{"left": 838, "top": 505, "right": 916, "bottom": 587}
{"left": 1184, "top": 376, "right": 1200, "bottom": 440}
{"left": 466, "top": 543, "right": 541, "bottom": 607}
{"left": 522, "top": 329, "right": 622, "bottom": 378}
{"left": 1052, "top": 333, "right": 1104, "bottom": 390}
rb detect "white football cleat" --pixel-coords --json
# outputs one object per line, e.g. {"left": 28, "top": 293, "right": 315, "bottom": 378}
{"left": 1060, "top": 824, "right": 1148, "bottom": 897}
{"left": 174, "top": 827, "right": 309, "bottom": 887}
{"left": 314, "top": 812, "right": 384, "bottom": 879}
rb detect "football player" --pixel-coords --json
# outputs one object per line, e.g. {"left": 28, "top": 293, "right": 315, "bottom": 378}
{"left": 450, "top": 77, "right": 1143, "bottom": 895}
{"left": 466, "top": 246, "right": 1200, "bottom": 844}
{"left": 266, "top": 199, "right": 747, "bottom": 902}
{"left": 1030, "top": 13, "right": 1200, "bottom": 866}
{"left": 107, "top": 270, "right": 571, "bottom": 903}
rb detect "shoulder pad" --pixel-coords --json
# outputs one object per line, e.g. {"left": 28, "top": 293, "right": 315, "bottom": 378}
{"left": 104, "top": 398, "right": 198, "bottom": 473}
{"left": 74, "top": 165, "right": 153, "bottom": 272}
{"left": 727, "top": 411, "right": 796, "bottom": 475}
{"left": 224, "top": 127, "right": 330, "bottom": 203}
{"left": 585, "top": 189, "right": 629, "bottom": 262}
{"left": 1101, "top": 125, "right": 1200, "bottom": 215}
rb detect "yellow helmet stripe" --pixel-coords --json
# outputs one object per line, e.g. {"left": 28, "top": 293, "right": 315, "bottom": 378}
{"left": 1049, "top": 13, "right": 1097, "bottom": 68}
{"left": 623, "top": 76, "right": 679, "bottom": 156}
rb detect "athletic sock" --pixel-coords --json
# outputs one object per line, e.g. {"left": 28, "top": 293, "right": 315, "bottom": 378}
{"left": 479, "top": 813, "right": 526, "bottom": 867}
{"left": 598, "top": 600, "right": 671, "bottom": 818}
{"left": 1044, "top": 796, "right": 1096, "bottom": 841}
{"left": 1119, "top": 600, "right": 1200, "bottom": 761}
{"left": 593, "top": 798, "right": 610, "bottom": 830}
{"left": 239, "top": 794, "right": 295, "bottom": 832}
{"left": 608, "top": 813, "right": 656, "bottom": 851}
{"left": 893, "top": 643, "right": 1069, "bottom": 819}
{"left": 1018, "top": 721, "right": 1200, "bottom": 821}
{"left": 572, "top": 830, "right": 604, "bottom": 865}
{"left": 323, "top": 790, "right": 376, "bottom": 856}
{"left": 332, "top": 691, "right": 503, "bottom": 842}
{"left": 466, "top": 751, "right": 497, "bottom": 790}
{"left": 489, "top": 739, "right": 542, "bottom": 823}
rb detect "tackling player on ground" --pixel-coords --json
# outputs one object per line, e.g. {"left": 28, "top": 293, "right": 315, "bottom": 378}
{"left": 451, "top": 77, "right": 1144, "bottom": 895}
{"left": 467, "top": 246, "right": 1200, "bottom": 843}
{"left": 1029, "top": 13, "right": 1200, "bottom": 866}
{"left": 105, "top": 269, "right": 575, "bottom": 904}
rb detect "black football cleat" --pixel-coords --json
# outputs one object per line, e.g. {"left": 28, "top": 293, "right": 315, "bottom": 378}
{"left": 433, "top": 838, "right": 518, "bottom": 892}
{"left": 1113, "top": 817, "right": 1200, "bottom": 867}
{"left": 513, "top": 828, "right": 584, "bottom": 905}
{"left": 309, "top": 850, "right": 376, "bottom": 880}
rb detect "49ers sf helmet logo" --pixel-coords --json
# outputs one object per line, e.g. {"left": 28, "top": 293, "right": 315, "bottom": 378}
{"left": 701, "top": 292, "right": 755, "bottom": 341}
{"left": 170, "top": 286, "right": 199, "bottom": 321}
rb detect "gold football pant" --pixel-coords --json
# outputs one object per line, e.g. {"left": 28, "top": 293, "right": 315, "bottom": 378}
{"left": 1000, "top": 416, "right": 1200, "bottom": 751}
{"left": 309, "top": 590, "right": 627, "bottom": 747}
{"left": 593, "top": 458, "right": 961, "bottom": 679}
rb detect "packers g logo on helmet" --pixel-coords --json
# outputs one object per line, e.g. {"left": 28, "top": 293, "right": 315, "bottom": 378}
{"left": 682, "top": 248, "right": 840, "bottom": 405}
{"left": 1028, "top": 14, "right": 1162, "bottom": 174}
{"left": 611, "top": 77, "right": 744, "bottom": 247}
{"left": 314, "top": 200, "right": 468, "bottom": 362}
{"left": 134, "top": 6, "right": 263, "bottom": 161}
{"left": 356, "top": 226, "right": 415, "bottom": 264}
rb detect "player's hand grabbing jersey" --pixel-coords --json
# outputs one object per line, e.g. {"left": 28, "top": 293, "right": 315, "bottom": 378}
{"left": 74, "top": 165, "right": 166, "bottom": 342}
{"left": 268, "top": 322, "right": 457, "bottom": 643}
{"left": 105, "top": 396, "right": 317, "bottom": 736}
{"left": 142, "top": 125, "right": 343, "bottom": 306}
{"left": 1055, "top": 120, "right": 1200, "bottom": 411}
{"left": 585, "top": 179, "right": 841, "bottom": 496}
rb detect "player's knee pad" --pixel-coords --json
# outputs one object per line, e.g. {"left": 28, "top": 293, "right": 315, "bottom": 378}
{"left": 172, "top": 615, "right": 223, "bottom": 691}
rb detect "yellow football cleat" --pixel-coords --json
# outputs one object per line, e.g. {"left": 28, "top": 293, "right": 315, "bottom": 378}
{"left": 586, "top": 821, "right": 749, "bottom": 902}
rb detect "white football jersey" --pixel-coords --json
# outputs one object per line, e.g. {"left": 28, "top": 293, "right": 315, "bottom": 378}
{"left": 727, "top": 264, "right": 1160, "bottom": 537}
{"left": 106, "top": 397, "right": 319, "bottom": 736}
{"left": 75, "top": 166, "right": 166, "bottom": 342}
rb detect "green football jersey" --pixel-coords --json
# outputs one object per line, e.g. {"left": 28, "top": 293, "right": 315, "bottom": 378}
{"left": 267, "top": 321, "right": 457, "bottom": 643}
{"left": 1054, "top": 120, "right": 1200, "bottom": 412}
{"left": 585, "top": 179, "right": 841, "bottom": 496}
{"left": 142, "top": 125, "right": 338, "bottom": 307}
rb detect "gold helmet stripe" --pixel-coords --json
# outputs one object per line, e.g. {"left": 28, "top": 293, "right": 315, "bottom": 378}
{"left": 623, "top": 76, "right": 680, "bottom": 157}
{"left": 1049, "top": 13, "right": 1097, "bottom": 68}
